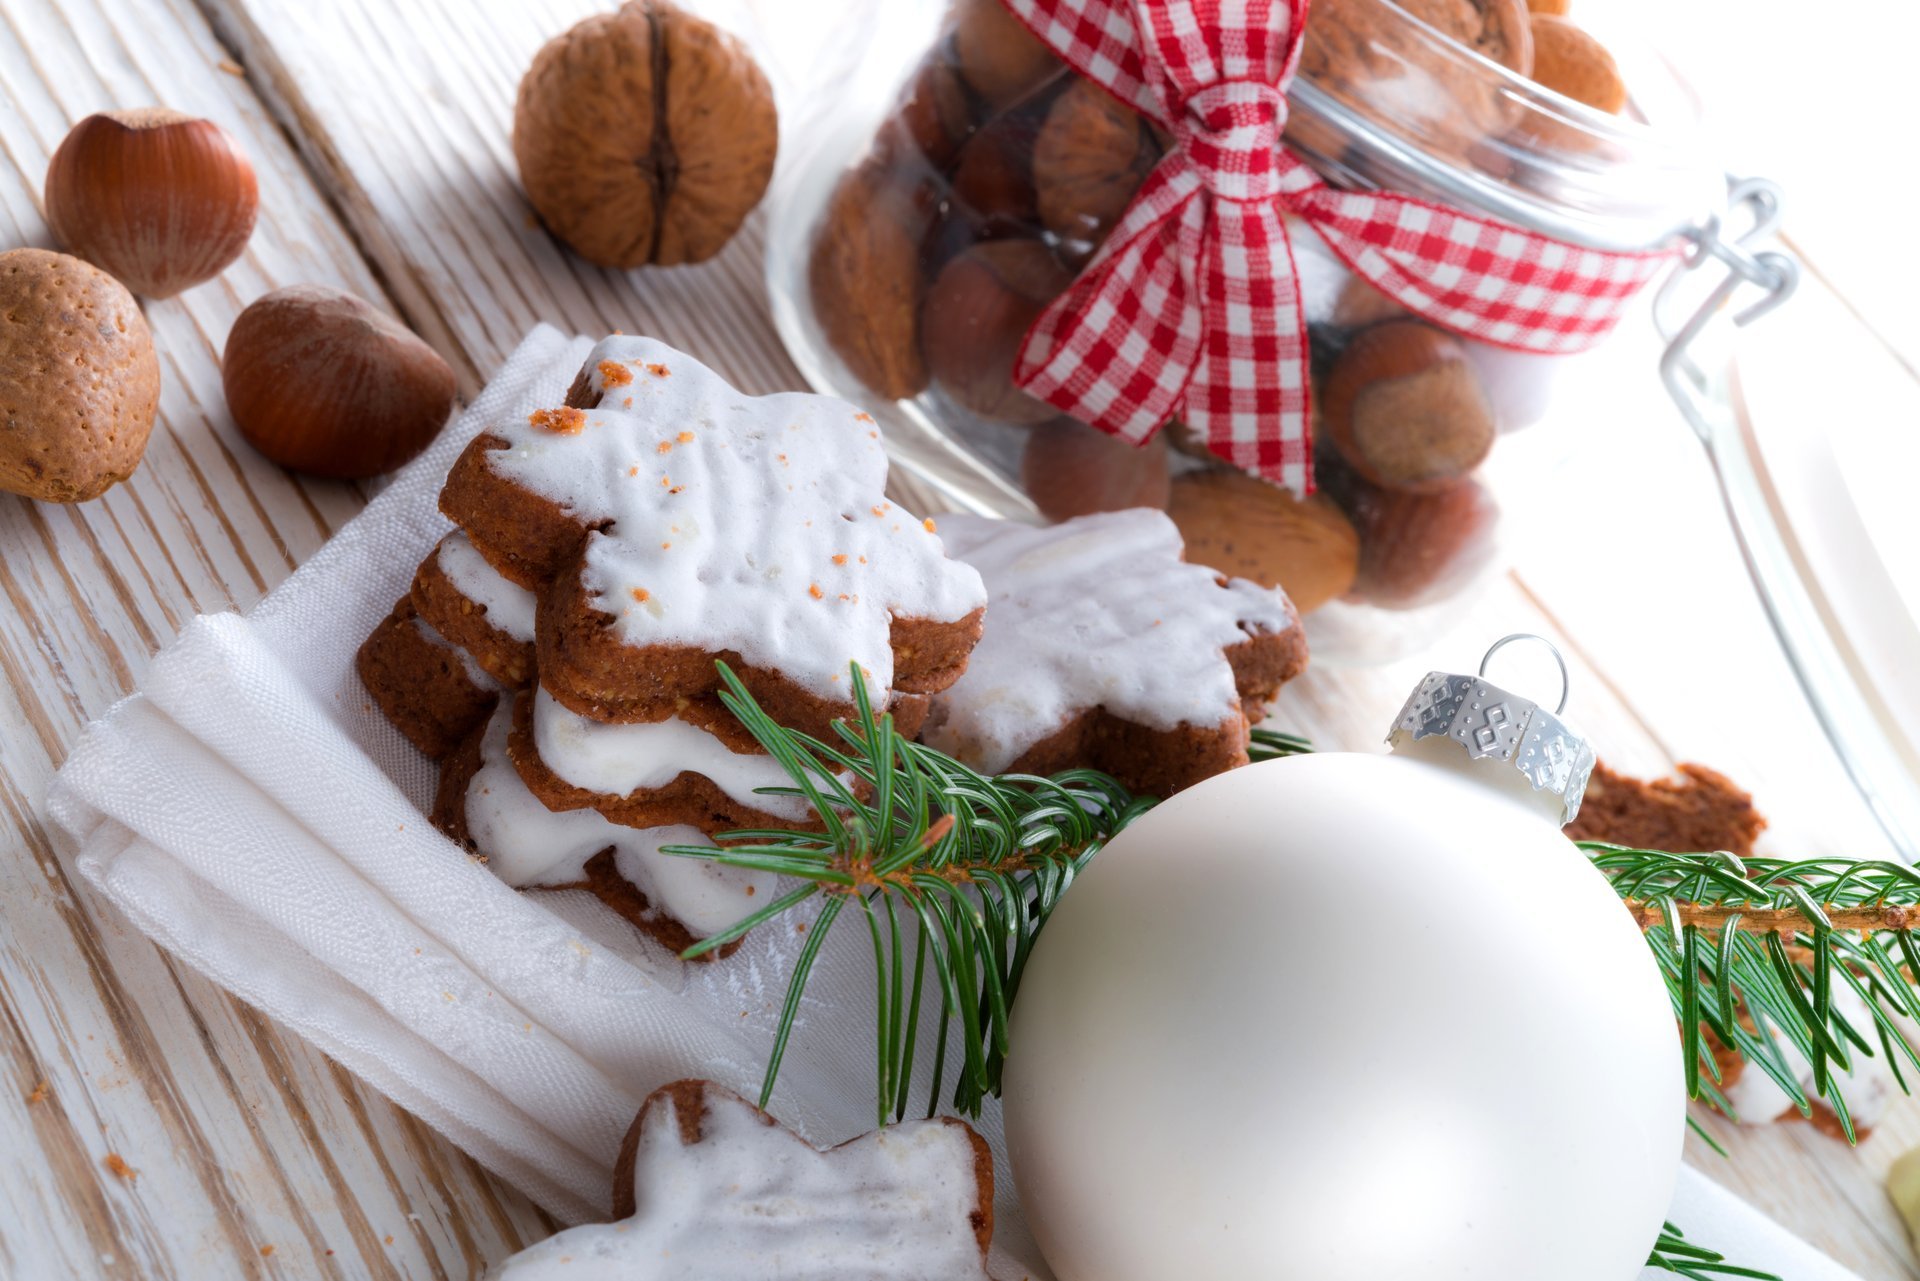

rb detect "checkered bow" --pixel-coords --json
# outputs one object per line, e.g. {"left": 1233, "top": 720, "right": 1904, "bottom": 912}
{"left": 1005, "top": 0, "right": 1676, "bottom": 494}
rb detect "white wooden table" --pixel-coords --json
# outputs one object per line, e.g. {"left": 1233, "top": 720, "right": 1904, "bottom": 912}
{"left": 0, "top": 1, "right": 1914, "bottom": 1276}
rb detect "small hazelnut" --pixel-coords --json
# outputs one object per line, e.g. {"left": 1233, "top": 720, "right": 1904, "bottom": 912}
{"left": 44, "top": 108, "right": 258, "bottom": 299}
{"left": 950, "top": 113, "right": 1044, "bottom": 227}
{"left": 921, "top": 239, "right": 1070, "bottom": 425}
{"left": 513, "top": 0, "right": 777, "bottom": 268}
{"left": 887, "top": 57, "right": 974, "bottom": 172}
{"left": 1022, "top": 419, "right": 1170, "bottom": 521}
{"left": 1528, "top": 16, "right": 1626, "bottom": 114}
{"left": 1338, "top": 472, "right": 1499, "bottom": 609}
{"left": 222, "top": 285, "right": 457, "bottom": 479}
{"left": 1033, "top": 79, "right": 1155, "bottom": 262}
{"left": 1320, "top": 320, "right": 1495, "bottom": 493}
{"left": 1330, "top": 275, "right": 1407, "bottom": 330}
{"left": 809, "top": 158, "right": 934, "bottom": 401}
{"left": 949, "top": 0, "right": 1061, "bottom": 111}
{"left": 0, "top": 249, "right": 159, "bottom": 502}
{"left": 1168, "top": 468, "right": 1360, "bottom": 613}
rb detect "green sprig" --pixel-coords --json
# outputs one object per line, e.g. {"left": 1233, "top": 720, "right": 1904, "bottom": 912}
{"left": 664, "top": 663, "right": 1150, "bottom": 1124}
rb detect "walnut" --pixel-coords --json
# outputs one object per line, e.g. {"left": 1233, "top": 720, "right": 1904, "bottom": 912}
{"left": 1300, "top": 0, "right": 1534, "bottom": 153}
{"left": 513, "top": 0, "right": 777, "bottom": 268}
{"left": 1033, "top": 78, "right": 1157, "bottom": 264}
{"left": 808, "top": 157, "right": 934, "bottom": 401}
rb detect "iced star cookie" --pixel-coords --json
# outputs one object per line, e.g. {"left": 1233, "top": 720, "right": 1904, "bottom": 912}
{"left": 356, "top": 597, "right": 502, "bottom": 759}
{"left": 493, "top": 1079, "right": 998, "bottom": 1280}
{"left": 434, "top": 702, "right": 771, "bottom": 958}
{"left": 438, "top": 335, "right": 987, "bottom": 738}
{"left": 409, "top": 530, "right": 538, "bottom": 688}
{"left": 505, "top": 687, "right": 846, "bottom": 834}
{"left": 922, "top": 509, "right": 1309, "bottom": 796}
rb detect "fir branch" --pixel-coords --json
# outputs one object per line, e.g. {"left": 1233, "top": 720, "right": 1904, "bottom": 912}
{"left": 1585, "top": 844, "right": 1920, "bottom": 1140}
{"left": 1646, "top": 1223, "right": 1780, "bottom": 1278}
{"left": 666, "top": 663, "right": 1150, "bottom": 1123}
{"left": 1249, "top": 724, "right": 1313, "bottom": 762}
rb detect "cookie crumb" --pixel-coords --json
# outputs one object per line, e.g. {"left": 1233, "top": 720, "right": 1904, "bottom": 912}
{"left": 104, "top": 1153, "right": 137, "bottom": 1183}
{"left": 528, "top": 407, "right": 587, "bottom": 435}
{"left": 1566, "top": 762, "right": 1766, "bottom": 856}
{"left": 259, "top": 1245, "right": 275, "bottom": 1258}
{"left": 26, "top": 1081, "right": 48, "bottom": 1105}
{"left": 632, "top": 588, "right": 651, "bottom": 603}
{"left": 598, "top": 360, "right": 634, "bottom": 388}
{"left": 832, "top": 554, "right": 848, "bottom": 565}
{"left": 677, "top": 431, "right": 695, "bottom": 443}
{"left": 645, "top": 363, "right": 670, "bottom": 378}
{"left": 923, "top": 517, "right": 937, "bottom": 533}
{"left": 808, "top": 583, "right": 824, "bottom": 600}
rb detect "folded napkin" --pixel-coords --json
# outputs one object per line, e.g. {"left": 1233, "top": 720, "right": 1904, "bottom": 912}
{"left": 47, "top": 326, "right": 1864, "bottom": 1279}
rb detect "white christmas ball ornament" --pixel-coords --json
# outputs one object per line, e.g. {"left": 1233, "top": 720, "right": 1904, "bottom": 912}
{"left": 1004, "top": 657, "right": 1684, "bottom": 1281}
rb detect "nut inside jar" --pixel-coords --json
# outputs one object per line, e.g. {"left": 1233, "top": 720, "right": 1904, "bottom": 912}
{"left": 802, "top": 0, "right": 1653, "bottom": 632}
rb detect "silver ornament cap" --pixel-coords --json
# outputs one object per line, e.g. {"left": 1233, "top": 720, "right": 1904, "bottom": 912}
{"left": 1386, "top": 634, "right": 1597, "bottom": 826}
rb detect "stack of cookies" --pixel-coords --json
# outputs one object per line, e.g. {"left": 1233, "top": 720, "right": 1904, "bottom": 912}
{"left": 358, "top": 336, "right": 990, "bottom": 956}
{"left": 359, "top": 335, "right": 1311, "bottom": 960}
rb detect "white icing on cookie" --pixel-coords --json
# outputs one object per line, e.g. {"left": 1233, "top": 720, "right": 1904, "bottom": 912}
{"left": 923, "top": 509, "right": 1299, "bottom": 774}
{"left": 437, "top": 530, "right": 537, "bottom": 643}
{"left": 532, "top": 687, "right": 812, "bottom": 821}
{"left": 492, "top": 1085, "right": 995, "bottom": 1280}
{"left": 411, "top": 615, "right": 501, "bottom": 693}
{"left": 1721, "top": 983, "right": 1902, "bottom": 1131}
{"left": 463, "top": 703, "right": 769, "bottom": 937}
{"left": 481, "top": 336, "right": 985, "bottom": 704}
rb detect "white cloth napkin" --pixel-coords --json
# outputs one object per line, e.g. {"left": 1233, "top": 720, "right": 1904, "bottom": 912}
{"left": 46, "top": 325, "right": 1864, "bottom": 1279}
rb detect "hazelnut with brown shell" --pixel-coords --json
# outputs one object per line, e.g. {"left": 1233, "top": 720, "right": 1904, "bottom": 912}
{"left": 513, "top": 0, "right": 777, "bottom": 268}
{"left": 922, "top": 239, "right": 1071, "bottom": 425}
{"left": 1320, "top": 320, "right": 1495, "bottom": 493}
{"left": 1022, "top": 418, "right": 1170, "bottom": 521}
{"left": 949, "top": 0, "right": 1062, "bottom": 111}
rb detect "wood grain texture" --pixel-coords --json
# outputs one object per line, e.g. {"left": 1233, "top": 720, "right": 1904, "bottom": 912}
{"left": 0, "top": 0, "right": 1911, "bottom": 1276}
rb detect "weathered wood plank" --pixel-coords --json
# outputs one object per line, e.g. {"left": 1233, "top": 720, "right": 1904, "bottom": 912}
{"left": 0, "top": 0, "right": 551, "bottom": 1275}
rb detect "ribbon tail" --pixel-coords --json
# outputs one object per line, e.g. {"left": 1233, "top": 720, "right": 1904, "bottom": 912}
{"left": 1186, "top": 198, "right": 1313, "bottom": 494}
{"left": 1014, "top": 161, "right": 1209, "bottom": 444}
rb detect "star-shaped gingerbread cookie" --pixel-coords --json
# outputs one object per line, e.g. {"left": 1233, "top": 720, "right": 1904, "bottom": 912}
{"left": 922, "top": 508, "right": 1308, "bottom": 796}
{"left": 492, "top": 1079, "right": 999, "bottom": 1279}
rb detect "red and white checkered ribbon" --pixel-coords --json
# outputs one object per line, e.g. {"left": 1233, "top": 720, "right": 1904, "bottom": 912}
{"left": 1006, "top": 0, "right": 1677, "bottom": 494}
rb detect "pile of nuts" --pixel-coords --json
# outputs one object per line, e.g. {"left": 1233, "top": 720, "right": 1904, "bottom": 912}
{"left": 809, "top": 0, "right": 1627, "bottom": 617}
{"left": 1, "top": 0, "right": 778, "bottom": 506}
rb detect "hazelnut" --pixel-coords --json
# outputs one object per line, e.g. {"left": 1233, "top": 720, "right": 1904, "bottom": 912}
{"left": 1022, "top": 419, "right": 1170, "bottom": 521}
{"left": 921, "top": 239, "right": 1070, "bottom": 425}
{"left": 1033, "top": 79, "right": 1155, "bottom": 262}
{"left": 809, "top": 158, "right": 933, "bottom": 401}
{"left": 44, "top": 108, "right": 258, "bottom": 299}
{"left": 1320, "top": 320, "right": 1494, "bottom": 493}
{"left": 887, "top": 57, "right": 973, "bottom": 172}
{"left": 222, "top": 285, "right": 457, "bottom": 479}
{"left": 1336, "top": 471, "right": 1499, "bottom": 609}
{"left": 513, "top": 0, "right": 777, "bottom": 268}
{"left": 949, "top": 0, "right": 1061, "bottom": 111}
{"left": 1528, "top": 16, "right": 1626, "bottom": 113}
{"left": 1331, "top": 275, "right": 1407, "bottom": 330}
{"left": 0, "top": 249, "right": 159, "bottom": 502}
{"left": 950, "top": 113, "right": 1043, "bottom": 227}
{"left": 1168, "top": 468, "right": 1360, "bottom": 613}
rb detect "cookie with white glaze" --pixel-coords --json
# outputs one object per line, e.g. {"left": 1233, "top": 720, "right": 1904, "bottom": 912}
{"left": 409, "top": 530, "right": 539, "bottom": 688}
{"left": 922, "top": 510, "right": 1309, "bottom": 796}
{"left": 438, "top": 335, "right": 988, "bottom": 739}
{"left": 355, "top": 597, "right": 503, "bottom": 759}
{"left": 503, "top": 686, "right": 860, "bottom": 835}
{"left": 434, "top": 701, "right": 771, "bottom": 959}
{"left": 492, "top": 1079, "right": 998, "bottom": 1280}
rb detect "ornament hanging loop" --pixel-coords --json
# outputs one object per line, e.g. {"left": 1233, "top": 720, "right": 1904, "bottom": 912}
{"left": 1478, "top": 633, "right": 1571, "bottom": 716}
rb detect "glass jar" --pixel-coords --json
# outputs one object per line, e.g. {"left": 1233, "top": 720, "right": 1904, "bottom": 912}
{"left": 765, "top": 0, "right": 1746, "bottom": 661}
